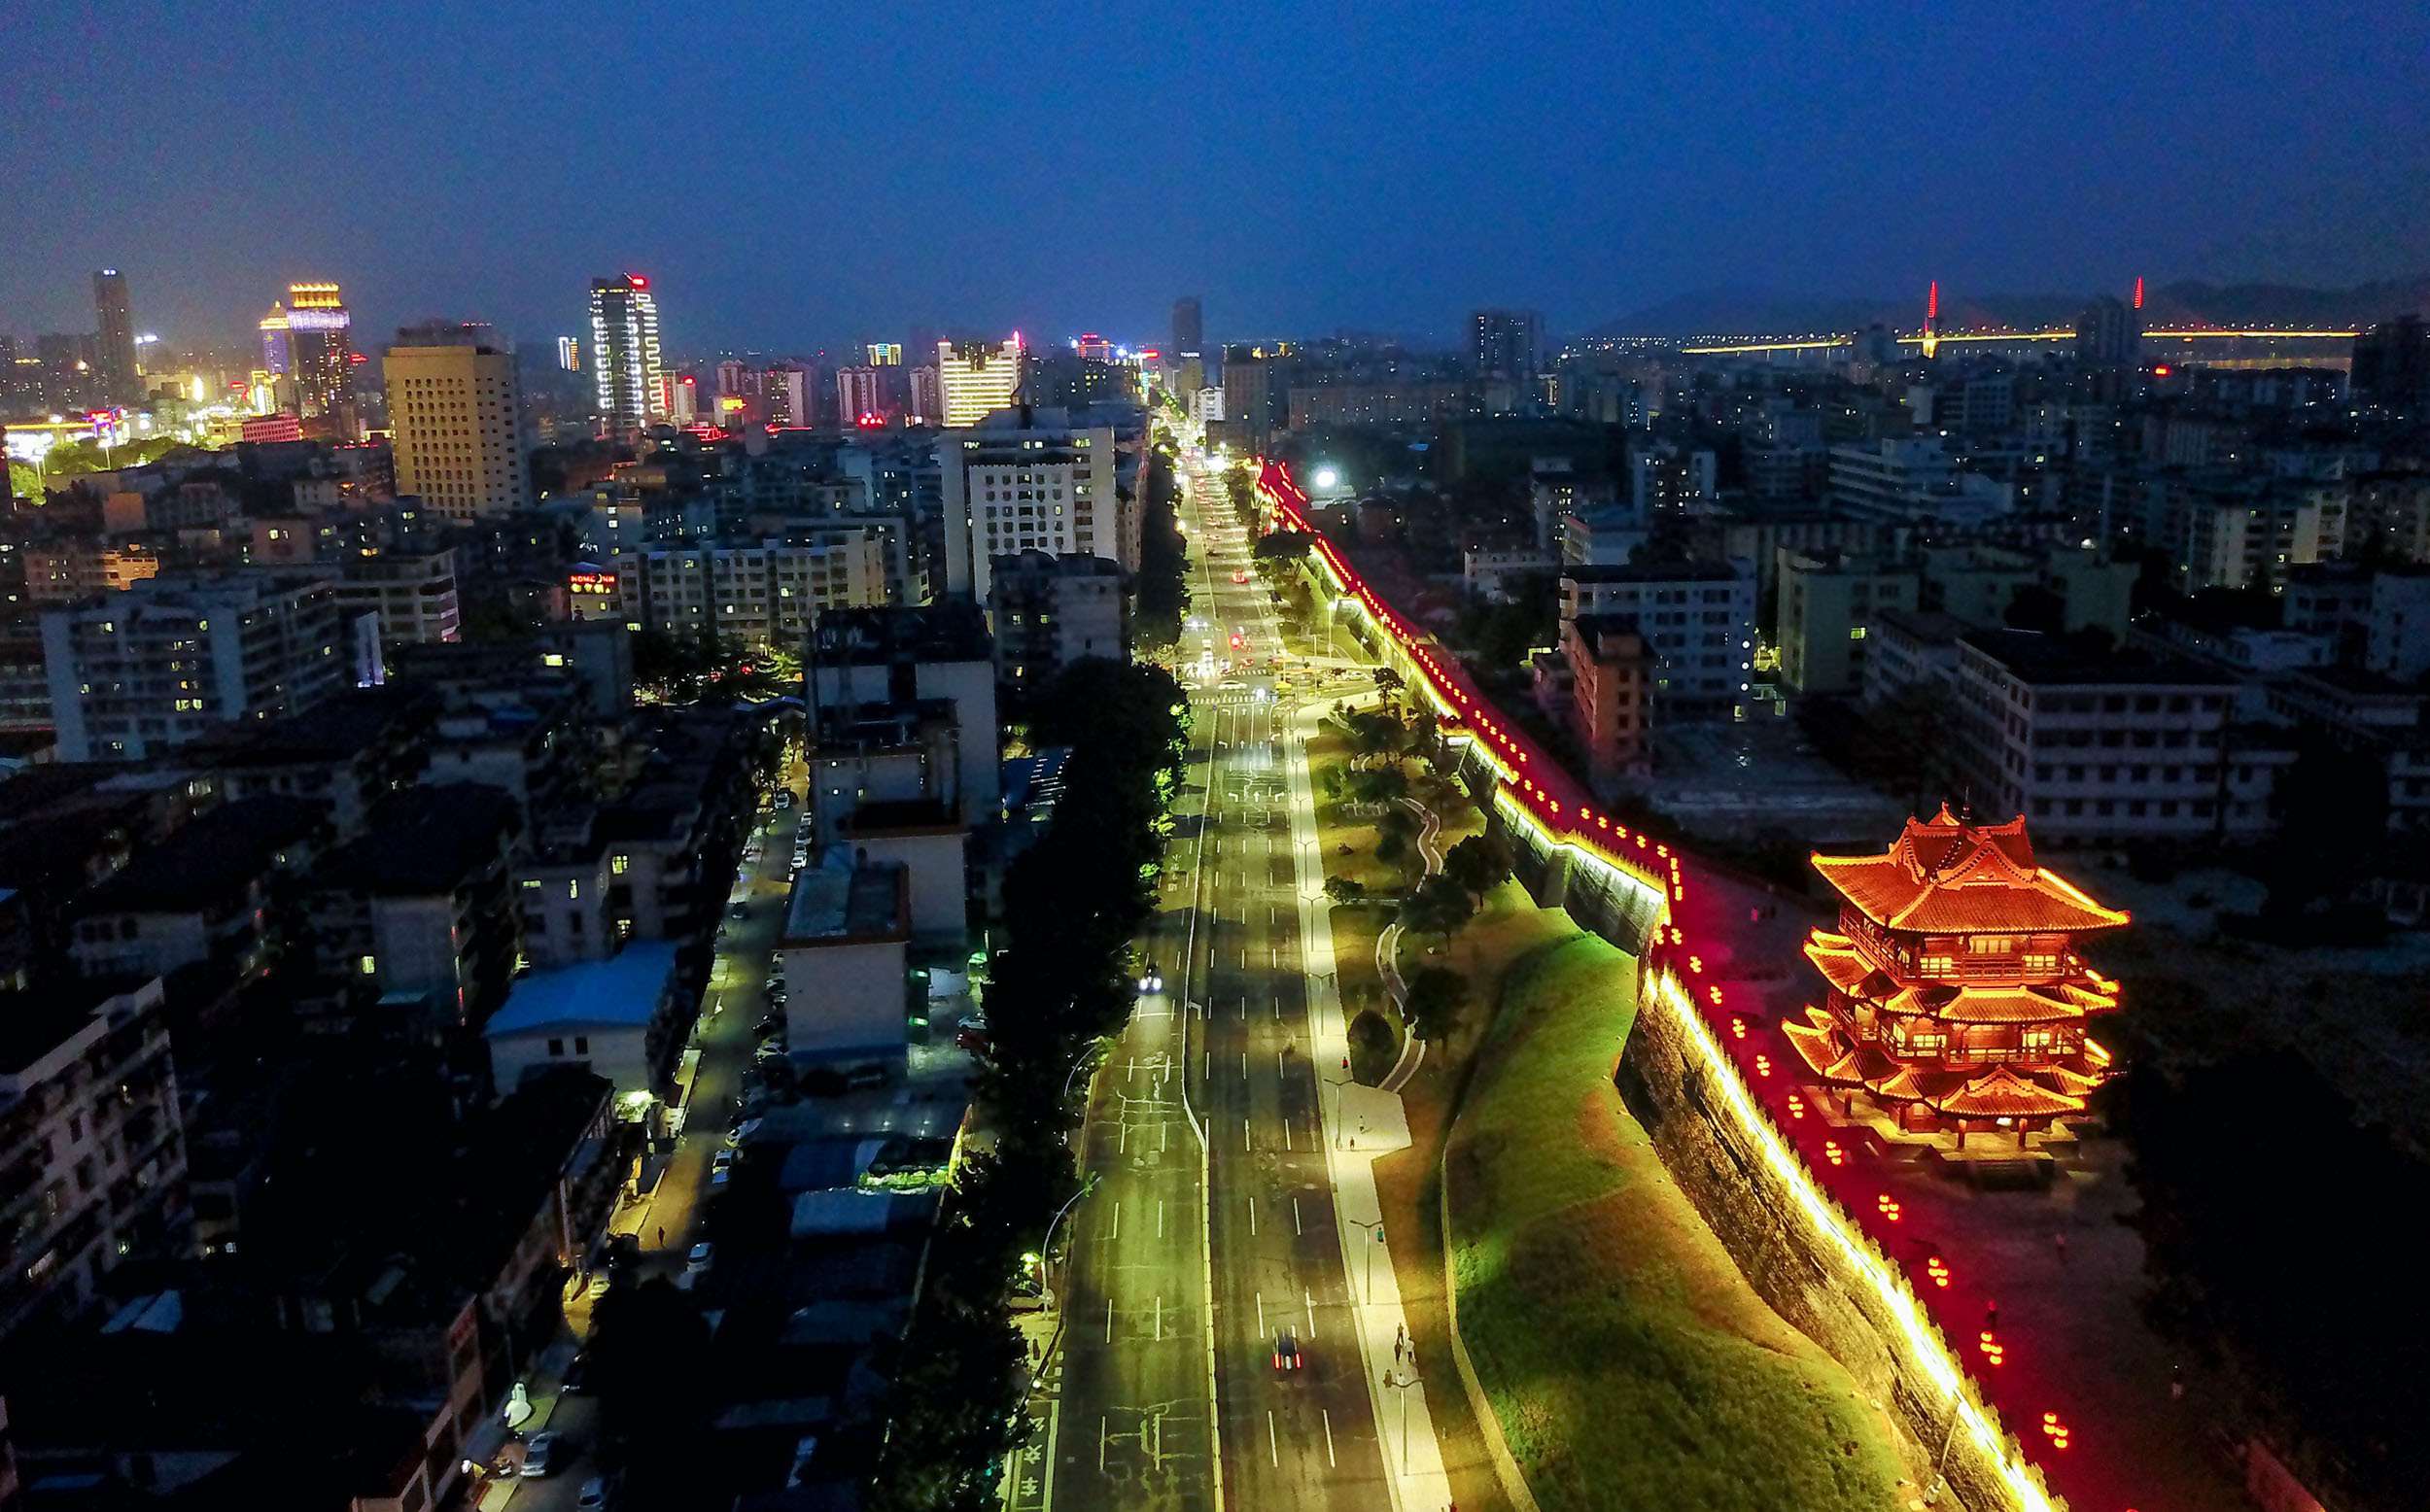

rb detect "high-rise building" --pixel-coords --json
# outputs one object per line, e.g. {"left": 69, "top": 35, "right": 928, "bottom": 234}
{"left": 1172, "top": 295, "right": 1203, "bottom": 356}
{"left": 937, "top": 336, "right": 1024, "bottom": 427}
{"left": 259, "top": 303, "right": 292, "bottom": 376}
{"left": 385, "top": 323, "right": 531, "bottom": 522}
{"left": 283, "top": 282, "right": 357, "bottom": 423}
{"left": 838, "top": 365, "right": 885, "bottom": 424}
{"left": 2073, "top": 295, "right": 2142, "bottom": 368}
{"left": 867, "top": 343, "right": 903, "bottom": 366}
{"left": 40, "top": 570, "right": 352, "bottom": 762}
{"left": 940, "top": 406, "right": 1122, "bottom": 599}
{"left": 589, "top": 275, "right": 665, "bottom": 440}
{"left": 910, "top": 364, "right": 942, "bottom": 425}
{"left": 1472, "top": 308, "right": 1543, "bottom": 380}
{"left": 35, "top": 333, "right": 96, "bottom": 412}
{"left": 763, "top": 362, "right": 811, "bottom": 427}
{"left": 92, "top": 268, "right": 138, "bottom": 405}
{"left": 557, "top": 336, "right": 580, "bottom": 371}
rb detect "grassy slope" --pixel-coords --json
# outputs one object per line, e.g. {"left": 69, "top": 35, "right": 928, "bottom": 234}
{"left": 1449, "top": 932, "right": 1905, "bottom": 1512}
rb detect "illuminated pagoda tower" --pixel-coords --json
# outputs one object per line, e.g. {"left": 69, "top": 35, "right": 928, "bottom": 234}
{"left": 1786, "top": 808, "right": 2127, "bottom": 1146}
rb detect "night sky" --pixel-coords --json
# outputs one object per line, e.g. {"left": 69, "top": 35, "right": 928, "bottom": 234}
{"left": 4, "top": 1, "right": 2425, "bottom": 354}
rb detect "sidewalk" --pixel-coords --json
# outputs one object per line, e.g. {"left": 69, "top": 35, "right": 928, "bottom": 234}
{"left": 1281, "top": 695, "right": 1454, "bottom": 1512}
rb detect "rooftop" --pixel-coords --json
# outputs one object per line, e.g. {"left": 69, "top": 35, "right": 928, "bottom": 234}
{"left": 1562, "top": 560, "right": 1748, "bottom": 585}
{"left": 485, "top": 942, "right": 678, "bottom": 1036}
{"left": 318, "top": 784, "right": 520, "bottom": 896}
{"left": 1875, "top": 607, "right": 1973, "bottom": 647}
{"left": 780, "top": 860, "right": 909, "bottom": 947}
{"left": 1960, "top": 628, "right": 2238, "bottom": 688}
{"left": 80, "top": 796, "right": 325, "bottom": 913}
{"left": 809, "top": 602, "right": 991, "bottom": 668}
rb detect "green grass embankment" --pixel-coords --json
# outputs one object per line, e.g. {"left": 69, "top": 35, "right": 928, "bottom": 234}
{"left": 1447, "top": 933, "right": 1905, "bottom": 1512}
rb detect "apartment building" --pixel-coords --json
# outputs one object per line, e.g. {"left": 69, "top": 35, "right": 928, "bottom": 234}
{"left": 1952, "top": 629, "right": 2278, "bottom": 844}
{"left": 1775, "top": 551, "right": 1921, "bottom": 696}
{"left": 0, "top": 977, "right": 185, "bottom": 1339}
{"left": 609, "top": 532, "right": 888, "bottom": 649}
{"left": 334, "top": 548, "right": 462, "bottom": 646}
{"left": 40, "top": 571, "right": 353, "bottom": 763}
{"left": 1558, "top": 561, "right": 1753, "bottom": 712}
{"left": 987, "top": 550, "right": 1129, "bottom": 693}
{"left": 939, "top": 406, "right": 1124, "bottom": 600}
{"left": 1560, "top": 614, "right": 1650, "bottom": 796}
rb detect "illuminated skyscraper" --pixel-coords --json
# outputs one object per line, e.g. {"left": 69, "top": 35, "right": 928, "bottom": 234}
{"left": 909, "top": 364, "right": 941, "bottom": 425}
{"left": 92, "top": 269, "right": 138, "bottom": 406}
{"left": 385, "top": 322, "right": 529, "bottom": 522}
{"left": 589, "top": 275, "right": 664, "bottom": 440}
{"left": 282, "top": 282, "right": 357, "bottom": 425}
{"left": 557, "top": 336, "right": 580, "bottom": 371}
{"left": 1172, "top": 296, "right": 1203, "bottom": 357}
{"left": 937, "top": 335, "right": 1024, "bottom": 428}
{"left": 259, "top": 304, "right": 293, "bottom": 377}
{"left": 867, "top": 343, "right": 902, "bottom": 366}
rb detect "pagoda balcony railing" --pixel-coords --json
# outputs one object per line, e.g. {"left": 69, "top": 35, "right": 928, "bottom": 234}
{"left": 1882, "top": 1041, "right": 2081, "bottom": 1067}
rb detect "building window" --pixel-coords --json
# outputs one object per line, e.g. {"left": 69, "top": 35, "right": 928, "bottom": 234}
{"left": 548, "top": 1038, "right": 564, "bottom": 1056}
{"left": 359, "top": 954, "right": 377, "bottom": 976}
{"left": 574, "top": 1036, "right": 589, "bottom": 1054}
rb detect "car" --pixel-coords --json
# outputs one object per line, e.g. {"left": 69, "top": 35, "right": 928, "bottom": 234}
{"left": 1136, "top": 964, "right": 1164, "bottom": 994}
{"left": 711, "top": 1150, "right": 736, "bottom": 1186}
{"left": 560, "top": 1352, "right": 591, "bottom": 1394}
{"left": 576, "top": 1477, "right": 613, "bottom": 1512}
{"left": 773, "top": 791, "right": 792, "bottom": 809}
{"left": 1273, "top": 1330, "right": 1302, "bottom": 1370}
{"left": 521, "top": 1430, "right": 562, "bottom": 1478}
{"left": 686, "top": 1242, "right": 713, "bottom": 1274}
{"left": 729, "top": 903, "right": 748, "bottom": 921}
{"left": 754, "top": 1041, "right": 787, "bottom": 1063}
{"left": 1231, "top": 569, "right": 1248, "bottom": 583}
{"left": 725, "top": 1117, "right": 763, "bottom": 1148}
{"left": 754, "top": 1013, "right": 785, "bottom": 1037}
{"left": 955, "top": 1022, "right": 989, "bottom": 1053}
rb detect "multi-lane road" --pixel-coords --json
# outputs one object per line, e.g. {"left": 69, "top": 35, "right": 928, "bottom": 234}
{"left": 1025, "top": 458, "right": 1402, "bottom": 1512}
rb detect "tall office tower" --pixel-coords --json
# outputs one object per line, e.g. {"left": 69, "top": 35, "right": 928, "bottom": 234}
{"left": 556, "top": 336, "right": 580, "bottom": 371}
{"left": 92, "top": 269, "right": 138, "bottom": 405}
{"left": 589, "top": 274, "right": 665, "bottom": 440}
{"left": 1172, "top": 295, "right": 1203, "bottom": 356}
{"left": 1471, "top": 308, "right": 1543, "bottom": 379}
{"left": 909, "top": 365, "right": 941, "bottom": 424}
{"left": 1075, "top": 333, "right": 1114, "bottom": 362}
{"left": 867, "top": 342, "right": 903, "bottom": 366}
{"left": 284, "top": 282, "right": 356, "bottom": 422}
{"left": 385, "top": 322, "right": 530, "bottom": 523}
{"left": 259, "top": 302, "right": 293, "bottom": 376}
{"left": 838, "top": 365, "right": 885, "bottom": 424}
{"left": 35, "top": 334, "right": 96, "bottom": 412}
{"left": 2073, "top": 295, "right": 2142, "bottom": 368}
{"left": 937, "top": 335, "right": 1024, "bottom": 427}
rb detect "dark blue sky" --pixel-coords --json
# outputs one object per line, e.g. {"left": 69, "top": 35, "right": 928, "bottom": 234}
{"left": 4, "top": 1, "right": 2425, "bottom": 356}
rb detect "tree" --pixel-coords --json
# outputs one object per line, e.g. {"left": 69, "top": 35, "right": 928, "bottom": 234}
{"left": 1403, "top": 966, "right": 1470, "bottom": 1042}
{"left": 1253, "top": 531, "right": 1317, "bottom": 561}
{"left": 1346, "top": 764, "right": 1408, "bottom": 806}
{"left": 1399, "top": 873, "right": 1475, "bottom": 945}
{"left": 2264, "top": 735, "right": 2389, "bottom": 921}
{"left": 1375, "top": 807, "right": 1419, "bottom": 872}
{"left": 1343, "top": 708, "right": 1407, "bottom": 765}
{"left": 1323, "top": 876, "right": 1368, "bottom": 905}
{"left": 1441, "top": 835, "right": 1512, "bottom": 903}
{"left": 586, "top": 1275, "right": 712, "bottom": 1465}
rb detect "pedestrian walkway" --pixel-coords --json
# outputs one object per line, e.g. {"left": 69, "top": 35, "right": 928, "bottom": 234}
{"left": 1280, "top": 696, "right": 1453, "bottom": 1512}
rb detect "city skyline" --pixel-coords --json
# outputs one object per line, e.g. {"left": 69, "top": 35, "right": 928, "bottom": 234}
{"left": 4, "top": 3, "right": 2427, "bottom": 352}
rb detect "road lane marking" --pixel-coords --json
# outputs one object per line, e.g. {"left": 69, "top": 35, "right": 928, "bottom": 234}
{"left": 1305, "top": 1289, "right": 1317, "bottom": 1339}
{"left": 1111, "top": 1201, "right": 1121, "bottom": 1241}
{"left": 1267, "top": 1412, "right": 1279, "bottom": 1466}
{"left": 1323, "top": 1408, "right": 1336, "bottom": 1467}
{"left": 1158, "top": 1199, "right": 1164, "bottom": 1238}
{"left": 1105, "top": 1297, "right": 1114, "bottom": 1342}
{"left": 1256, "top": 1291, "right": 1265, "bottom": 1335}
{"left": 1099, "top": 1416, "right": 1107, "bottom": 1474}
{"left": 1243, "top": 1117, "right": 1250, "bottom": 1151}
{"left": 1249, "top": 1199, "right": 1257, "bottom": 1235}
{"left": 1293, "top": 1198, "right": 1302, "bottom": 1235}
{"left": 1240, "top": 1051, "right": 1247, "bottom": 1079}
{"left": 1156, "top": 1294, "right": 1163, "bottom": 1341}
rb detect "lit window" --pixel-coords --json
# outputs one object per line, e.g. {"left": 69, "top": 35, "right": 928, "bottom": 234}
{"left": 359, "top": 954, "right": 377, "bottom": 976}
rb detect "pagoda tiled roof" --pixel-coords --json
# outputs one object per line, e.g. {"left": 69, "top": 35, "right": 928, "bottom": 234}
{"left": 1811, "top": 807, "right": 2130, "bottom": 936}
{"left": 1881, "top": 979, "right": 2115, "bottom": 1025}
{"left": 1929, "top": 1065, "right": 2087, "bottom": 1118}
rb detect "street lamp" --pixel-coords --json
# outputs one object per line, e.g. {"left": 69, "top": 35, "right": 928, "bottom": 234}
{"left": 1381, "top": 1364, "right": 1422, "bottom": 1473}
{"left": 1346, "top": 1216, "right": 1385, "bottom": 1302}
{"left": 1033, "top": 1174, "right": 1098, "bottom": 1313}
{"left": 1322, "top": 1071, "right": 1353, "bottom": 1149}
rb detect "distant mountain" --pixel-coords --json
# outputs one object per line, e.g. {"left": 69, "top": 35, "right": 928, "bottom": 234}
{"left": 1590, "top": 276, "right": 2430, "bottom": 338}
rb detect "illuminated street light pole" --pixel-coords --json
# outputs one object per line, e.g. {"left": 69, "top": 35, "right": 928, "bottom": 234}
{"left": 1347, "top": 1216, "right": 1384, "bottom": 1302}
{"left": 1382, "top": 1365, "right": 1421, "bottom": 1473}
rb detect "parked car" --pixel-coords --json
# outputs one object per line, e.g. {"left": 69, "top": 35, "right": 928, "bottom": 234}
{"left": 560, "top": 1353, "right": 591, "bottom": 1394}
{"left": 729, "top": 903, "right": 748, "bottom": 921}
{"left": 724, "top": 1117, "right": 763, "bottom": 1149}
{"left": 686, "top": 1242, "right": 713, "bottom": 1274}
{"left": 955, "top": 1022, "right": 989, "bottom": 1054}
{"left": 711, "top": 1150, "right": 736, "bottom": 1186}
{"left": 576, "top": 1477, "right": 612, "bottom": 1511}
{"left": 521, "top": 1431, "right": 561, "bottom": 1478}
